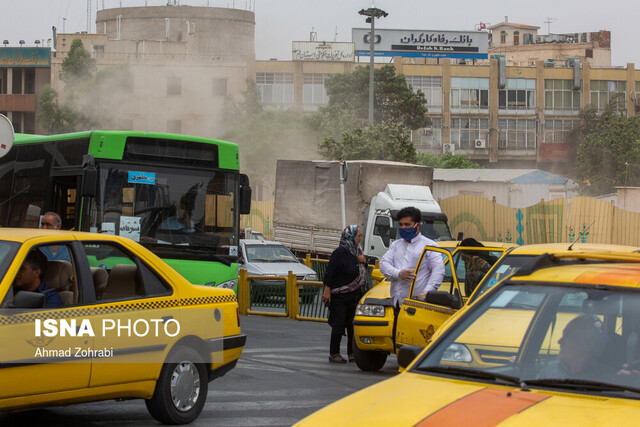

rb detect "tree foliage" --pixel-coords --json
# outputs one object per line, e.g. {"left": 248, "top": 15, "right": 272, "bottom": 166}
{"left": 572, "top": 105, "right": 640, "bottom": 195}
{"left": 416, "top": 152, "right": 483, "bottom": 169}
{"left": 59, "top": 39, "right": 96, "bottom": 84}
{"left": 318, "top": 122, "right": 416, "bottom": 163}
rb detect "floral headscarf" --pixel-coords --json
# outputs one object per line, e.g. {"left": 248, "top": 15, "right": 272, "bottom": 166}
{"left": 339, "top": 225, "right": 362, "bottom": 257}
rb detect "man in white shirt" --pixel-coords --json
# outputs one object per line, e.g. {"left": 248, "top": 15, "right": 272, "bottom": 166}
{"left": 380, "top": 207, "right": 445, "bottom": 342}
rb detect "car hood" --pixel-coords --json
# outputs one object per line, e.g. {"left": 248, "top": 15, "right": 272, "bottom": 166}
{"left": 361, "top": 281, "right": 391, "bottom": 301}
{"left": 296, "top": 373, "right": 640, "bottom": 426}
{"left": 245, "top": 262, "right": 316, "bottom": 277}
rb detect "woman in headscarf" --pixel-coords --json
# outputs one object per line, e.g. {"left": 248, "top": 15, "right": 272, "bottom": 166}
{"left": 322, "top": 225, "right": 367, "bottom": 363}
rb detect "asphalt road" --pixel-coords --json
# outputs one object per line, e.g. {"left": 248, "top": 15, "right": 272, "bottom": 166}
{"left": 1, "top": 315, "right": 399, "bottom": 426}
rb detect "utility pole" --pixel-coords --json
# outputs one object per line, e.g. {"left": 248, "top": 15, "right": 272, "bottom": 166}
{"left": 358, "top": 5, "right": 388, "bottom": 124}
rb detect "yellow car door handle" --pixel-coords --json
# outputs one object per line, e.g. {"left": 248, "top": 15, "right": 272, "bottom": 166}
{"left": 405, "top": 307, "right": 416, "bottom": 315}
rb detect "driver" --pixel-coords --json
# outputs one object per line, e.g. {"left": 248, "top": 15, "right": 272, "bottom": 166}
{"left": 538, "top": 314, "right": 608, "bottom": 379}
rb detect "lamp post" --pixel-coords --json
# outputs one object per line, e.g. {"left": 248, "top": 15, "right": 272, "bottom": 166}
{"left": 358, "top": 5, "right": 388, "bottom": 124}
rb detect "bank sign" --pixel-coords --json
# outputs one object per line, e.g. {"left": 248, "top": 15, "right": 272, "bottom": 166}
{"left": 0, "top": 47, "right": 51, "bottom": 67}
{"left": 353, "top": 28, "right": 488, "bottom": 59}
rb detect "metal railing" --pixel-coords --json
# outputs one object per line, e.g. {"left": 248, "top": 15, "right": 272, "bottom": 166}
{"left": 237, "top": 257, "right": 382, "bottom": 322}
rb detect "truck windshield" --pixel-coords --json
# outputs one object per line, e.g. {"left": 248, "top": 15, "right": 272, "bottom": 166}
{"left": 86, "top": 163, "right": 239, "bottom": 255}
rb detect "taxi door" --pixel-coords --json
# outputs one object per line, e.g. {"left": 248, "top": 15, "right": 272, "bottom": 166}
{"left": 0, "top": 243, "right": 92, "bottom": 400}
{"left": 395, "top": 246, "right": 509, "bottom": 349}
{"left": 395, "top": 247, "right": 461, "bottom": 349}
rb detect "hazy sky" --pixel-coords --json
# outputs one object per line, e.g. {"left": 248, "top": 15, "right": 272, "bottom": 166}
{"left": 3, "top": 0, "right": 638, "bottom": 66}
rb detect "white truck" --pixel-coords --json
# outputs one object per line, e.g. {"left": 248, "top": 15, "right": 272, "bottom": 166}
{"left": 273, "top": 160, "right": 452, "bottom": 258}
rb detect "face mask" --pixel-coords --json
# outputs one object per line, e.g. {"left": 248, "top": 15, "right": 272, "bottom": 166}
{"left": 398, "top": 227, "right": 417, "bottom": 241}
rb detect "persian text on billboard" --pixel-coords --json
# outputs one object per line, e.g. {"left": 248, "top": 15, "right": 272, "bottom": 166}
{"left": 352, "top": 28, "right": 488, "bottom": 59}
{"left": 292, "top": 41, "right": 354, "bottom": 62}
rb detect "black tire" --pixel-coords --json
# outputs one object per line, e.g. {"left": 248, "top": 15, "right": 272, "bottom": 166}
{"left": 353, "top": 341, "right": 388, "bottom": 371}
{"left": 145, "top": 347, "right": 208, "bottom": 425}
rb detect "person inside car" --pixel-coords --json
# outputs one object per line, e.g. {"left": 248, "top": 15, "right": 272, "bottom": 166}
{"left": 15, "top": 250, "right": 63, "bottom": 308}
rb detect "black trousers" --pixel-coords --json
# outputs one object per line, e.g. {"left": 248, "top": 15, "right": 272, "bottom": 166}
{"left": 328, "top": 290, "right": 360, "bottom": 355}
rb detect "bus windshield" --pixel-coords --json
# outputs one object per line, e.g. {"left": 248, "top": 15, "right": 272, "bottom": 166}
{"left": 88, "top": 163, "right": 239, "bottom": 256}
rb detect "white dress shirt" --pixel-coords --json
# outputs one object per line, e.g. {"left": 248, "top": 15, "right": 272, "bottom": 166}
{"left": 380, "top": 233, "right": 445, "bottom": 307}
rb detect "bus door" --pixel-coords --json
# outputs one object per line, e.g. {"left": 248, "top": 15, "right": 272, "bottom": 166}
{"left": 50, "top": 171, "right": 81, "bottom": 230}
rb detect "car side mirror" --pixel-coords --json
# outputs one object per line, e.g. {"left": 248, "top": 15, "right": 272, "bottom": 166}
{"left": 10, "top": 291, "right": 45, "bottom": 309}
{"left": 238, "top": 257, "right": 245, "bottom": 265}
{"left": 425, "top": 290, "right": 460, "bottom": 309}
{"left": 397, "top": 345, "right": 424, "bottom": 369}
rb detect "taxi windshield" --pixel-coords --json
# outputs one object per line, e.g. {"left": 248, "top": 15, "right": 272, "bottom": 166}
{"left": 414, "top": 284, "right": 640, "bottom": 396}
{"left": 0, "top": 241, "right": 19, "bottom": 278}
{"left": 469, "top": 254, "right": 538, "bottom": 303}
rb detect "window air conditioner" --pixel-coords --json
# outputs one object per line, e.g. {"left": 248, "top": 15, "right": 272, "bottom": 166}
{"left": 474, "top": 139, "right": 486, "bottom": 149}
{"left": 442, "top": 143, "right": 455, "bottom": 154}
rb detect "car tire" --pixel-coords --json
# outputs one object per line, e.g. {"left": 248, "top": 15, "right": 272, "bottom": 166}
{"left": 353, "top": 341, "right": 387, "bottom": 371}
{"left": 145, "top": 346, "right": 208, "bottom": 425}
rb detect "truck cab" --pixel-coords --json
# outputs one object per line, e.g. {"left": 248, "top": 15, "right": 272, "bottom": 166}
{"left": 363, "top": 184, "right": 452, "bottom": 259}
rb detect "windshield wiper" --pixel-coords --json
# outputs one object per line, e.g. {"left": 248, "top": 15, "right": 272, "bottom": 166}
{"left": 416, "top": 365, "right": 527, "bottom": 389}
{"left": 524, "top": 378, "right": 640, "bottom": 395}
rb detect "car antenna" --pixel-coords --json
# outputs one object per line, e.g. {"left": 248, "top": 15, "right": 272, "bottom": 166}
{"left": 567, "top": 221, "right": 595, "bottom": 251}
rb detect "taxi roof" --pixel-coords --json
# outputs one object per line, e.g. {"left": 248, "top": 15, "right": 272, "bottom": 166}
{"left": 436, "top": 240, "right": 517, "bottom": 249}
{"left": 506, "top": 242, "right": 640, "bottom": 255}
{"left": 513, "top": 260, "right": 640, "bottom": 288}
{"left": 0, "top": 228, "right": 126, "bottom": 243}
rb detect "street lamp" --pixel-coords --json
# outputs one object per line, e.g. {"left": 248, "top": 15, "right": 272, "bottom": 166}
{"left": 358, "top": 5, "right": 388, "bottom": 124}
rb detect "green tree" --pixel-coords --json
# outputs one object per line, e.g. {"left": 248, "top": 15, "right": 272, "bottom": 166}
{"left": 59, "top": 39, "right": 96, "bottom": 85}
{"left": 572, "top": 105, "right": 640, "bottom": 195}
{"left": 38, "top": 85, "right": 79, "bottom": 133}
{"left": 416, "top": 152, "right": 483, "bottom": 169}
{"left": 318, "top": 122, "right": 416, "bottom": 163}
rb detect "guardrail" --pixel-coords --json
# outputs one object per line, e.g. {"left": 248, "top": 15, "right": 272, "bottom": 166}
{"left": 238, "top": 257, "right": 381, "bottom": 322}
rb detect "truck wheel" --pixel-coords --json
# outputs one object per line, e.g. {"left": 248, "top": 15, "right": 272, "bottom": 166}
{"left": 353, "top": 341, "right": 387, "bottom": 371}
{"left": 145, "top": 347, "right": 208, "bottom": 425}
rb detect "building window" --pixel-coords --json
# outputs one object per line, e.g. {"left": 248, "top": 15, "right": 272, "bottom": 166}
{"left": 93, "top": 45, "right": 105, "bottom": 59}
{"left": 414, "top": 118, "right": 442, "bottom": 151}
{"left": 590, "top": 80, "right": 626, "bottom": 111}
{"left": 167, "top": 119, "right": 181, "bottom": 134}
{"left": 513, "top": 31, "right": 520, "bottom": 46}
{"left": 405, "top": 76, "right": 442, "bottom": 112}
{"left": 212, "top": 78, "right": 227, "bottom": 97}
{"left": 499, "top": 78, "right": 535, "bottom": 112}
{"left": 500, "top": 31, "right": 507, "bottom": 44}
{"left": 498, "top": 119, "right": 536, "bottom": 151}
{"left": 451, "top": 117, "right": 489, "bottom": 150}
{"left": 544, "top": 119, "right": 577, "bottom": 143}
{"left": 544, "top": 79, "right": 581, "bottom": 112}
{"left": 167, "top": 77, "right": 182, "bottom": 96}
{"left": 303, "top": 73, "right": 330, "bottom": 111}
{"left": 450, "top": 77, "right": 489, "bottom": 112}
{"left": 24, "top": 68, "right": 35, "bottom": 94}
{"left": 256, "top": 72, "right": 294, "bottom": 110}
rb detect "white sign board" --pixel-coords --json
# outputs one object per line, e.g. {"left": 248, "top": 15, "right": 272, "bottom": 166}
{"left": 119, "top": 216, "right": 141, "bottom": 242}
{"left": 292, "top": 41, "right": 354, "bottom": 62}
{"left": 352, "top": 28, "right": 489, "bottom": 59}
{"left": 0, "top": 114, "right": 14, "bottom": 158}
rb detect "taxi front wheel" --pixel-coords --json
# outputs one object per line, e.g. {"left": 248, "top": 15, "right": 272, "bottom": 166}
{"left": 353, "top": 341, "right": 388, "bottom": 371}
{"left": 146, "top": 346, "right": 208, "bottom": 425}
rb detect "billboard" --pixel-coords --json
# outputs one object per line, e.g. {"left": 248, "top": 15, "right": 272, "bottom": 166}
{"left": 0, "top": 47, "right": 51, "bottom": 67}
{"left": 292, "top": 41, "right": 354, "bottom": 62}
{"left": 352, "top": 28, "right": 488, "bottom": 59}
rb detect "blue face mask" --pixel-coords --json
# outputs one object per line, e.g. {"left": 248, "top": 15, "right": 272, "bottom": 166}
{"left": 398, "top": 226, "right": 417, "bottom": 241}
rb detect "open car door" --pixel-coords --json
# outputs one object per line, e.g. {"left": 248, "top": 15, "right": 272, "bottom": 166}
{"left": 395, "top": 245, "right": 509, "bottom": 349}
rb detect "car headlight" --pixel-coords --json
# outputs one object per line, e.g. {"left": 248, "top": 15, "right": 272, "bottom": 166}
{"left": 441, "top": 343, "right": 472, "bottom": 363}
{"left": 356, "top": 303, "right": 385, "bottom": 317}
{"left": 216, "top": 279, "right": 238, "bottom": 289}
{"left": 304, "top": 273, "right": 318, "bottom": 281}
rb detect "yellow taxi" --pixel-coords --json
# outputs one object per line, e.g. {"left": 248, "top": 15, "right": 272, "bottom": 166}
{"left": 0, "top": 229, "right": 245, "bottom": 424}
{"left": 353, "top": 241, "right": 514, "bottom": 371}
{"left": 297, "top": 253, "right": 640, "bottom": 426}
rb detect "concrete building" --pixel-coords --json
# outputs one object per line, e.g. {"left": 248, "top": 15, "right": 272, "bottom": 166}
{"left": 487, "top": 21, "right": 611, "bottom": 67}
{"left": 0, "top": 46, "right": 51, "bottom": 134}
{"left": 51, "top": 5, "right": 255, "bottom": 137}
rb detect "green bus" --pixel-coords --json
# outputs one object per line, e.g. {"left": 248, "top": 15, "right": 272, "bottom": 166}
{"left": 0, "top": 130, "right": 251, "bottom": 289}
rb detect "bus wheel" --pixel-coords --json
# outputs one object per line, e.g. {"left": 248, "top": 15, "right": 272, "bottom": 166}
{"left": 145, "top": 346, "right": 208, "bottom": 425}
{"left": 353, "top": 342, "right": 387, "bottom": 371}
